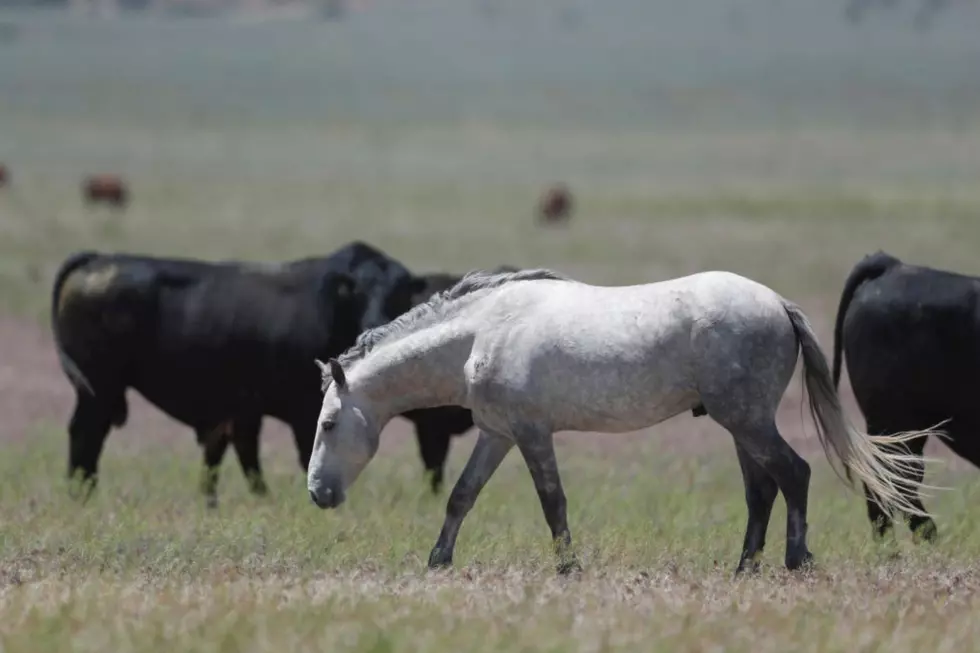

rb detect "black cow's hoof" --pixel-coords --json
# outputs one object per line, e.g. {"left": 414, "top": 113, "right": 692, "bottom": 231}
{"left": 68, "top": 475, "right": 97, "bottom": 503}
{"left": 786, "top": 550, "right": 815, "bottom": 572}
{"left": 912, "top": 520, "right": 938, "bottom": 544}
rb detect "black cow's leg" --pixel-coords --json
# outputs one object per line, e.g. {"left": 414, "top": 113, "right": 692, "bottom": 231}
{"left": 863, "top": 479, "right": 893, "bottom": 541}
{"left": 406, "top": 408, "right": 473, "bottom": 494}
{"left": 863, "top": 421, "right": 895, "bottom": 539}
{"left": 889, "top": 432, "right": 935, "bottom": 542}
{"left": 198, "top": 424, "right": 230, "bottom": 509}
{"left": 863, "top": 423, "right": 935, "bottom": 543}
{"left": 415, "top": 423, "right": 452, "bottom": 494}
{"left": 68, "top": 392, "right": 116, "bottom": 501}
{"left": 288, "top": 415, "right": 315, "bottom": 473}
{"left": 230, "top": 416, "right": 268, "bottom": 496}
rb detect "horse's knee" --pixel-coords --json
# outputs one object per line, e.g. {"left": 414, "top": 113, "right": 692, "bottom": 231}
{"left": 445, "top": 484, "right": 477, "bottom": 519}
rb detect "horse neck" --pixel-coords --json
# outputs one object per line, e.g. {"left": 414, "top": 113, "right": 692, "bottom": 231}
{"left": 355, "top": 320, "right": 474, "bottom": 420}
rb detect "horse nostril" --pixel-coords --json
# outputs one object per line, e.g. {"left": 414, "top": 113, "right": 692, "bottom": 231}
{"left": 310, "top": 488, "right": 335, "bottom": 508}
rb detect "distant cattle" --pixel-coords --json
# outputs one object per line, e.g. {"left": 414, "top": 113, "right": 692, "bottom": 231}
{"left": 833, "top": 250, "right": 980, "bottom": 542}
{"left": 51, "top": 241, "right": 496, "bottom": 505}
{"left": 83, "top": 175, "right": 127, "bottom": 207}
{"left": 0, "top": 163, "right": 8, "bottom": 187}
{"left": 537, "top": 183, "right": 573, "bottom": 225}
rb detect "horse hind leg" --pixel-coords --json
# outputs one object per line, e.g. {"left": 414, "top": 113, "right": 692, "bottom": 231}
{"left": 732, "top": 441, "right": 780, "bottom": 574}
{"left": 727, "top": 418, "right": 813, "bottom": 573}
{"left": 694, "top": 311, "right": 808, "bottom": 572}
{"left": 512, "top": 426, "right": 580, "bottom": 575}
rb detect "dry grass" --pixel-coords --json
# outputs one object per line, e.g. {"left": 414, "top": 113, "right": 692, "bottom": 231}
{"left": 2, "top": 430, "right": 980, "bottom": 652}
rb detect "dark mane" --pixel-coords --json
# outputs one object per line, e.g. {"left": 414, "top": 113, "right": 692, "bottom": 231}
{"left": 325, "top": 267, "right": 570, "bottom": 383}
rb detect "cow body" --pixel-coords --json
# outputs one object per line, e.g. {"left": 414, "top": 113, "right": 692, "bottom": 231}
{"left": 832, "top": 250, "right": 980, "bottom": 541}
{"left": 52, "top": 241, "right": 488, "bottom": 505}
{"left": 83, "top": 175, "right": 128, "bottom": 207}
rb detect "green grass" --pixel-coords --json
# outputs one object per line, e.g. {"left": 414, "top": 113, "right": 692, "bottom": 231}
{"left": 2, "top": 428, "right": 980, "bottom": 652}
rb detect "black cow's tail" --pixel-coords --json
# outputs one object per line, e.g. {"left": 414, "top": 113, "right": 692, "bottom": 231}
{"left": 51, "top": 250, "right": 100, "bottom": 395}
{"left": 832, "top": 250, "right": 902, "bottom": 389}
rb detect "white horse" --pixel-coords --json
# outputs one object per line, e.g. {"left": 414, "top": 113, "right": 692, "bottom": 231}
{"left": 307, "top": 268, "right": 940, "bottom": 574}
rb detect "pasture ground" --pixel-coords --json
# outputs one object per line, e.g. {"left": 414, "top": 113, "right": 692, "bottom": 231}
{"left": 4, "top": 3, "right": 980, "bottom": 650}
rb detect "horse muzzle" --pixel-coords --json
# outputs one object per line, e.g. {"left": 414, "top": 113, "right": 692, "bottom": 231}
{"left": 309, "top": 485, "right": 345, "bottom": 509}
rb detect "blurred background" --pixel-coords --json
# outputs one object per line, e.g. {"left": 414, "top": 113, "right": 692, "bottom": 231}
{"left": 2, "top": 1, "right": 980, "bottom": 315}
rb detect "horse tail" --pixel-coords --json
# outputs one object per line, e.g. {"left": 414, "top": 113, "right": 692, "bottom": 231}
{"left": 51, "top": 250, "right": 100, "bottom": 396}
{"left": 832, "top": 250, "right": 901, "bottom": 388}
{"left": 781, "top": 299, "right": 945, "bottom": 518}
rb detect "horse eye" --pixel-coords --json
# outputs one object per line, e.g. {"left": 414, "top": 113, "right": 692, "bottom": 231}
{"left": 321, "top": 420, "right": 335, "bottom": 432}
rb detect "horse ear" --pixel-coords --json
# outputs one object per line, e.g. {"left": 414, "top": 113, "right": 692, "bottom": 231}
{"left": 328, "top": 358, "right": 347, "bottom": 390}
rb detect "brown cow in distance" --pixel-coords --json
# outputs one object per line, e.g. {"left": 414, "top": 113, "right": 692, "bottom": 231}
{"left": 83, "top": 175, "right": 128, "bottom": 208}
{"left": 537, "top": 183, "right": 573, "bottom": 225}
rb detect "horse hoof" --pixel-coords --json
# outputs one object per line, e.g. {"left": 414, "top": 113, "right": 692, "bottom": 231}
{"left": 733, "top": 560, "right": 762, "bottom": 577}
{"left": 427, "top": 549, "right": 453, "bottom": 570}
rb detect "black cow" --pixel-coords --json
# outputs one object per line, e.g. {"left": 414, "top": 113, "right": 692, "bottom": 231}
{"left": 50, "top": 241, "right": 479, "bottom": 505}
{"left": 832, "top": 250, "right": 980, "bottom": 542}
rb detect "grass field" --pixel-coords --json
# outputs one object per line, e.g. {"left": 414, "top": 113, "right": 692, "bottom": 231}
{"left": 2, "top": 429, "right": 980, "bottom": 652}
{"left": 4, "top": 1, "right": 980, "bottom": 650}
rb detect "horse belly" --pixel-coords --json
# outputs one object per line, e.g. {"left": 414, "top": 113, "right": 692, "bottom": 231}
{"left": 527, "top": 346, "right": 699, "bottom": 433}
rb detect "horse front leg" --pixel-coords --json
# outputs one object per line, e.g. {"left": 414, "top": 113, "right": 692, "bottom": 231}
{"left": 427, "top": 429, "right": 513, "bottom": 570}
{"left": 514, "top": 427, "right": 581, "bottom": 575}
